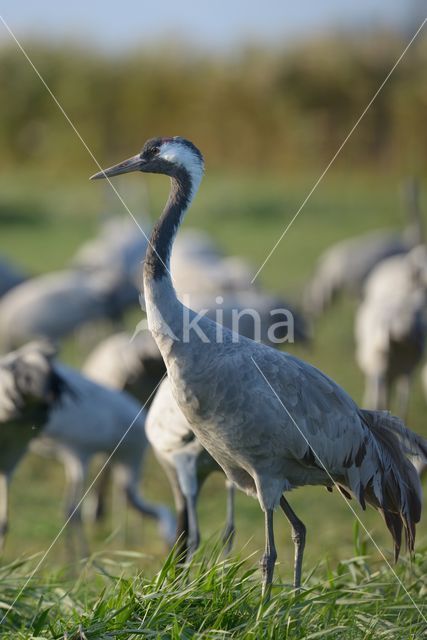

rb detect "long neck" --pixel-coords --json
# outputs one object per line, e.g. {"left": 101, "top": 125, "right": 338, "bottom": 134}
{"left": 144, "top": 170, "right": 193, "bottom": 280}
{"left": 143, "top": 169, "right": 198, "bottom": 345}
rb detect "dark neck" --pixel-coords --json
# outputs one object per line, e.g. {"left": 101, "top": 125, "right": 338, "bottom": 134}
{"left": 144, "top": 169, "right": 192, "bottom": 282}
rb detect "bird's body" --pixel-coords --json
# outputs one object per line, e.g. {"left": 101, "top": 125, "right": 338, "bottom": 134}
{"left": 0, "top": 269, "right": 128, "bottom": 349}
{"left": 0, "top": 342, "right": 67, "bottom": 548}
{"left": 304, "top": 179, "right": 423, "bottom": 317}
{"left": 93, "top": 136, "right": 426, "bottom": 594}
{"left": 355, "top": 246, "right": 427, "bottom": 416}
{"left": 30, "top": 362, "right": 175, "bottom": 548}
{"left": 304, "top": 230, "right": 412, "bottom": 316}
{"left": 163, "top": 318, "right": 405, "bottom": 509}
{"left": 83, "top": 331, "right": 165, "bottom": 405}
{"left": 146, "top": 375, "right": 235, "bottom": 558}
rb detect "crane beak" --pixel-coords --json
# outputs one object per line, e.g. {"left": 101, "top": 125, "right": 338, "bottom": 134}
{"left": 90, "top": 154, "right": 145, "bottom": 180}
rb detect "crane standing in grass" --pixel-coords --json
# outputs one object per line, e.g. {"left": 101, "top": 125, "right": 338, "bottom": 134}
{"left": 0, "top": 342, "right": 175, "bottom": 553}
{"left": 355, "top": 245, "right": 427, "bottom": 419}
{"left": 30, "top": 361, "right": 175, "bottom": 553}
{"left": 92, "top": 136, "right": 427, "bottom": 595}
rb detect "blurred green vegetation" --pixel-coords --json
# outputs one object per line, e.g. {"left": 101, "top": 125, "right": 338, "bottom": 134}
{"left": 0, "top": 30, "right": 426, "bottom": 176}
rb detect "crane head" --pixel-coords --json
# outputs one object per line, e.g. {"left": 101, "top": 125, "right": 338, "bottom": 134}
{"left": 90, "top": 137, "right": 204, "bottom": 186}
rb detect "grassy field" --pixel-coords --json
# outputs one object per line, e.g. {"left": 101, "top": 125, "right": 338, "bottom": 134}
{"left": 0, "top": 167, "right": 426, "bottom": 637}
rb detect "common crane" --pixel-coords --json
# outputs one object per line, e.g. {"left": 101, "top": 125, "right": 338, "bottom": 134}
{"left": 29, "top": 362, "right": 175, "bottom": 551}
{"left": 355, "top": 245, "right": 427, "bottom": 419}
{"left": 0, "top": 341, "right": 67, "bottom": 550}
{"left": 0, "top": 269, "right": 130, "bottom": 350}
{"left": 304, "top": 179, "right": 423, "bottom": 316}
{"left": 0, "top": 342, "right": 175, "bottom": 552}
{"left": 92, "top": 137, "right": 427, "bottom": 595}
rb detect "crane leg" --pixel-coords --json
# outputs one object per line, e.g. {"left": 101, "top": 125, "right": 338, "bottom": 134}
{"left": 396, "top": 375, "right": 411, "bottom": 421}
{"left": 175, "top": 498, "right": 189, "bottom": 556}
{"left": 0, "top": 473, "right": 9, "bottom": 552}
{"left": 91, "top": 460, "right": 112, "bottom": 523}
{"left": 185, "top": 491, "right": 200, "bottom": 562}
{"left": 221, "top": 480, "right": 235, "bottom": 555}
{"left": 280, "top": 495, "right": 306, "bottom": 590}
{"left": 260, "top": 508, "right": 277, "bottom": 599}
{"left": 124, "top": 476, "right": 176, "bottom": 546}
{"left": 374, "top": 374, "right": 388, "bottom": 410}
{"left": 159, "top": 459, "right": 189, "bottom": 553}
{"left": 63, "top": 456, "right": 89, "bottom": 559}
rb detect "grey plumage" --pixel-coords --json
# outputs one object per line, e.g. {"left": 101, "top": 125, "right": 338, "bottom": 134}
{"left": 83, "top": 331, "right": 165, "bottom": 406}
{"left": 355, "top": 245, "right": 427, "bottom": 418}
{"left": 0, "top": 341, "right": 66, "bottom": 549}
{"left": 0, "top": 269, "right": 129, "bottom": 349}
{"left": 0, "top": 342, "right": 175, "bottom": 552}
{"left": 93, "top": 136, "right": 426, "bottom": 595}
{"left": 29, "top": 362, "right": 175, "bottom": 551}
{"left": 304, "top": 179, "right": 423, "bottom": 316}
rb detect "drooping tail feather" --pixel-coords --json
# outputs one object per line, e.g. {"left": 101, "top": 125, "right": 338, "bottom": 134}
{"left": 360, "top": 409, "right": 425, "bottom": 561}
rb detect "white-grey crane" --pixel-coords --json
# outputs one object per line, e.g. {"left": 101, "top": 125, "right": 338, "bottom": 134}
{"left": 304, "top": 179, "right": 423, "bottom": 316}
{"left": 146, "top": 376, "right": 235, "bottom": 560}
{"left": 29, "top": 361, "right": 175, "bottom": 552}
{"left": 92, "top": 136, "right": 427, "bottom": 595}
{"left": 0, "top": 269, "right": 130, "bottom": 350}
{"left": 0, "top": 341, "right": 67, "bottom": 550}
{"left": 355, "top": 245, "right": 427, "bottom": 419}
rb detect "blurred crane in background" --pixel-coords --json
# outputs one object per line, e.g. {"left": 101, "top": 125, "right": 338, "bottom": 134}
{"left": 0, "top": 269, "right": 129, "bottom": 350}
{"left": 304, "top": 179, "right": 423, "bottom": 316}
{"left": 355, "top": 245, "right": 427, "bottom": 419}
{"left": 29, "top": 360, "right": 175, "bottom": 554}
{"left": 0, "top": 341, "right": 68, "bottom": 550}
{"left": 0, "top": 340, "right": 175, "bottom": 553}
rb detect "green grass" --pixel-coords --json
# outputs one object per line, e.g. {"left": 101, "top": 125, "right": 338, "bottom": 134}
{"left": 1, "top": 543, "right": 426, "bottom": 639}
{"left": 0, "top": 168, "right": 427, "bottom": 636}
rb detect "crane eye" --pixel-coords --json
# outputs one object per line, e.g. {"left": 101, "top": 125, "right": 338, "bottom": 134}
{"left": 150, "top": 146, "right": 160, "bottom": 156}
